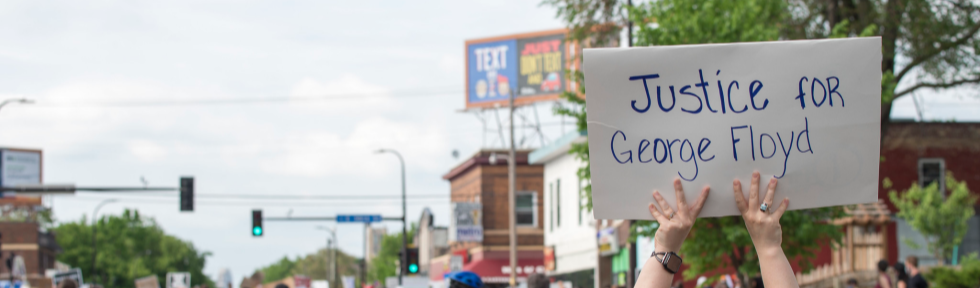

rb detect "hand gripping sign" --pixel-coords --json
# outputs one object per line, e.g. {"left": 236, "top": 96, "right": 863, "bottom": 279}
{"left": 584, "top": 38, "right": 881, "bottom": 219}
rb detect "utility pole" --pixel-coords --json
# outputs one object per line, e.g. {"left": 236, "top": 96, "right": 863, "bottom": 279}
{"left": 317, "top": 226, "right": 338, "bottom": 288}
{"left": 508, "top": 88, "right": 517, "bottom": 288}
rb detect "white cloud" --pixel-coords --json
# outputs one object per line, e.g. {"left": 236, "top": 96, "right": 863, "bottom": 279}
{"left": 288, "top": 74, "right": 394, "bottom": 113}
{"left": 261, "top": 117, "right": 449, "bottom": 177}
{"left": 127, "top": 139, "right": 168, "bottom": 162}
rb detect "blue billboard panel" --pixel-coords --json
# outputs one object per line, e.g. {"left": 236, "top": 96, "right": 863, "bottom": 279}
{"left": 467, "top": 39, "right": 518, "bottom": 106}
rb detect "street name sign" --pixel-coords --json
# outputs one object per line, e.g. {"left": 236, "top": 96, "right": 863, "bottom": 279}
{"left": 336, "top": 214, "right": 382, "bottom": 223}
{"left": 584, "top": 37, "right": 881, "bottom": 219}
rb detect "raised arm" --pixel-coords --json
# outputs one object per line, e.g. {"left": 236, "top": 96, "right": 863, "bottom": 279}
{"left": 733, "top": 172, "right": 797, "bottom": 288}
{"left": 635, "top": 178, "right": 710, "bottom": 288}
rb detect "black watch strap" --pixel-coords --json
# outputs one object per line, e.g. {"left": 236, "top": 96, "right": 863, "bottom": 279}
{"left": 652, "top": 251, "right": 682, "bottom": 274}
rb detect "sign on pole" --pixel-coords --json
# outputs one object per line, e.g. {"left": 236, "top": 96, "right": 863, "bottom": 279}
{"left": 584, "top": 38, "right": 881, "bottom": 219}
{"left": 166, "top": 272, "right": 191, "bottom": 288}
{"left": 449, "top": 203, "right": 483, "bottom": 242}
{"left": 336, "top": 214, "right": 382, "bottom": 223}
{"left": 52, "top": 268, "right": 83, "bottom": 288}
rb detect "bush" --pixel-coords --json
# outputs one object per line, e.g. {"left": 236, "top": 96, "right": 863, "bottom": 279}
{"left": 925, "top": 253, "right": 980, "bottom": 288}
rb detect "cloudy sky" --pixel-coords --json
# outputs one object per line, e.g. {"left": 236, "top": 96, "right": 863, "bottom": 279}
{"left": 0, "top": 0, "right": 976, "bottom": 285}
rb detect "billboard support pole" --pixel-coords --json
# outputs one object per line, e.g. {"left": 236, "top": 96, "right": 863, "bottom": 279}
{"left": 508, "top": 87, "right": 517, "bottom": 288}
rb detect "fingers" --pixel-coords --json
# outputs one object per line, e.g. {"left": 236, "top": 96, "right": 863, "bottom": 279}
{"left": 653, "top": 191, "right": 675, "bottom": 219}
{"left": 762, "top": 177, "right": 777, "bottom": 208}
{"left": 690, "top": 186, "right": 710, "bottom": 217}
{"left": 733, "top": 179, "right": 747, "bottom": 214}
{"left": 673, "top": 178, "right": 689, "bottom": 211}
{"left": 772, "top": 198, "right": 789, "bottom": 219}
{"left": 749, "top": 171, "right": 760, "bottom": 207}
{"left": 648, "top": 202, "right": 668, "bottom": 222}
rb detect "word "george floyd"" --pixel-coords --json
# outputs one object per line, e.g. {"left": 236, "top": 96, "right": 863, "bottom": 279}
{"left": 610, "top": 69, "right": 843, "bottom": 181}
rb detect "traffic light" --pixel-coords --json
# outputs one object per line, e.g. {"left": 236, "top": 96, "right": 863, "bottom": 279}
{"left": 180, "top": 177, "right": 194, "bottom": 212}
{"left": 405, "top": 247, "right": 419, "bottom": 274}
{"left": 251, "top": 210, "right": 263, "bottom": 237}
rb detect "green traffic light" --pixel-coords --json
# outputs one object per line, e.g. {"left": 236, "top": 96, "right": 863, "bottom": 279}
{"left": 408, "top": 264, "right": 418, "bottom": 273}
{"left": 253, "top": 226, "right": 263, "bottom": 236}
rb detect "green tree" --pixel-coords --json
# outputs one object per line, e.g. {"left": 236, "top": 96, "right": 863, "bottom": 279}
{"left": 255, "top": 248, "right": 359, "bottom": 285}
{"left": 290, "top": 248, "right": 360, "bottom": 283}
{"left": 261, "top": 257, "right": 297, "bottom": 283}
{"left": 367, "top": 224, "right": 417, "bottom": 284}
{"left": 888, "top": 172, "right": 977, "bottom": 264}
{"left": 546, "top": 0, "right": 845, "bottom": 286}
{"left": 54, "top": 209, "right": 214, "bottom": 288}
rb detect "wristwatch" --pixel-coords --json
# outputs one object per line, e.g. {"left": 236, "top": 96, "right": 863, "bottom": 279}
{"left": 652, "top": 251, "right": 682, "bottom": 274}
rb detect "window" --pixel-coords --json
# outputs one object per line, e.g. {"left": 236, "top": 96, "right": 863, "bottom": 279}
{"left": 918, "top": 158, "right": 945, "bottom": 193}
{"left": 516, "top": 192, "right": 537, "bottom": 226}
{"left": 556, "top": 179, "right": 561, "bottom": 228}
{"left": 549, "top": 183, "right": 554, "bottom": 232}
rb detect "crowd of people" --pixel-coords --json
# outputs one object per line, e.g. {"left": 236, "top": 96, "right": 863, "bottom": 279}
{"left": 865, "top": 256, "right": 928, "bottom": 288}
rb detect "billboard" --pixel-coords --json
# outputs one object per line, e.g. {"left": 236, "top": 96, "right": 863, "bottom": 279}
{"left": 465, "top": 29, "right": 577, "bottom": 109}
{"left": 0, "top": 149, "right": 42, "bottom": 187}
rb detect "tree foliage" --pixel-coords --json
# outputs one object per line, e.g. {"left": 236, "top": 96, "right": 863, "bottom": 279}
{"left": 367, "top": 224, "right": 417, "bottom": 284}
{"left": 256, "top": 248, "right": 360, "bottom": 284}
{"left": 54, "top": 209, "right": 213, "bottom": 288}
{"left": 925, "top": 253, "right": 980, "bottom": 288}
{"left": 888, "top": 172, "right": 977, "bottom": 264}
{"left": 783, "top": 0, "right": 980, "bottom": 132}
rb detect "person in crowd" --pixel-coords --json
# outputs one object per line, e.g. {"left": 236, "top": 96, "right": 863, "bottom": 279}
{"left": 894, "top": 262, "right": 909, "bottom": 288}
{"left": 905, "top": 256, "right": 928, "bottom": 288}
{"left": 634, "top": 172, "right": 797, "bottom": 288}
{"left": 876, "top": 259, "right": 893, "bottom": 288}
{"left": 59, "top": 279, "right": 78, "bottom": 288}
{"left": 446, "top": 271, "right": 484, "bottom": 288}
{"left": 526, "top": 273, "right": 549, "bottom": 288}
{"left": 275, "top": 284, "right": 289, "bottom": 288}
{"left": 845, "top": 278, "right": 858, "bottom": 288}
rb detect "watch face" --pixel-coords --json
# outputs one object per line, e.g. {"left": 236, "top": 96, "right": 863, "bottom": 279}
{"left": 665, "top": 253, "right": 683, "bottom": 273}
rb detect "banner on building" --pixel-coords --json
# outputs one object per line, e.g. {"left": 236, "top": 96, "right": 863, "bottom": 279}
{"left": 465, "top": 29, "right": 579, "bottom": 109}
{"left": 450, "top": 202, "right": 483, "bottom": 242}
{"left": 584, "top": 38, "right": 881, "bottom": 219}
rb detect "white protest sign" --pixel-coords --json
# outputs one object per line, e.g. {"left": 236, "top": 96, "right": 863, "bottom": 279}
{"left": 584, "top": 38, "right": 881, "bottom": 219}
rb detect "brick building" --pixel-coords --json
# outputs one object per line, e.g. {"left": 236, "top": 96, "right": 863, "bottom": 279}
{"left": 0, "top": 196, "right": 61, "bottom": 280}
{"left": 430, "top": 150, "right": 545, "bottom": 287}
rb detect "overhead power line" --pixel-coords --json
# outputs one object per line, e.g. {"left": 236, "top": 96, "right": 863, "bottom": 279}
{"left": 30, "top": 87, "right": 461, "bottom": 108}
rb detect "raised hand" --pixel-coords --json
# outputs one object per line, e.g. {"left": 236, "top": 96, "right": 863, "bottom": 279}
{"left": 648, "top": 178, "right": 710, "bottom": 252}
{"left": 733, "top": 171, "right": 790, "bottom": 252}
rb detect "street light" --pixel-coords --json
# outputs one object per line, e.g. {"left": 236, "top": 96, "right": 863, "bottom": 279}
{"left": 92, "top": 198, "right": 117, "bottom": 286}
{"left": 375, "top": 149, "right": 406, "bottom": 286}
{"left": 317, "top": 225, "right": 338, "bottom": 288}
{"left": 0, "top": 98, "right": 33, "bottom": 113}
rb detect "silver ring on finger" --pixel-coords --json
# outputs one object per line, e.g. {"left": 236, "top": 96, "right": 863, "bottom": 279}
{"left": 760, "top": 202, "right": 769, "bottom": 213}
{"left": 669, "top": 212, "right": 675, "bottom": 220}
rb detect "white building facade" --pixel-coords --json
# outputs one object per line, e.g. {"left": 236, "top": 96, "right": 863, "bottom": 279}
{"left": 530, "top": 130, "right": 596, "bottom": 288}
